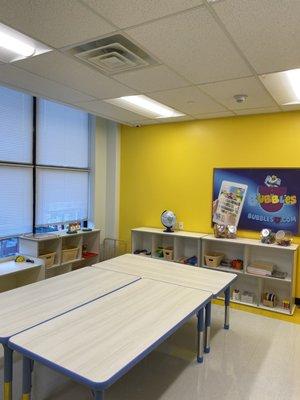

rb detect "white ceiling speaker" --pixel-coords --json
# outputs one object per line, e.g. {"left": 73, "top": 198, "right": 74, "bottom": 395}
{"left": 233, "top": 94, "right": 248, "bottom": 103}
{"left": 66, "top": 34, "right": 158, "bottom": 75}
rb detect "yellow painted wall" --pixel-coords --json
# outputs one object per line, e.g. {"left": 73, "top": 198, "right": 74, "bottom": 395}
{"left": 119, "top": 111, "right": 300, "bottom": 296}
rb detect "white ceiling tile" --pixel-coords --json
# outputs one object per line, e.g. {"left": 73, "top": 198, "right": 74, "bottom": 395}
{"left": 76, "top": 100, "right": 149, "bottom": 123}
{"left": 0, "top": 0, "right": 115, "bottom": 48}
{"left": 0, "top": 64, "right": 94, "bottom": 103}
{"left": 194, "top": 111, "right": 235, "bottom": 119}
{"left": 126, "top": 7, "right": 251, "bottom": 84}
{"left": 200, "top": 77, "right": 277, "bottom": 110}
{"left": 114, "top": 65, "right": 190, "bottom": 93}
{"left": 82, "top": 0, "right": 203, "bottom": 28}
{"left": 149, "top": 86, "right": 227, "bottom": 116}
{"left": 235, "top": 107, "right": 281, "bottom": 116}
{"left": 15, "top": 51, "right": 137, "bottom": 99}
{"left": 212, "top": 0, "right": 300, "bottom": 74}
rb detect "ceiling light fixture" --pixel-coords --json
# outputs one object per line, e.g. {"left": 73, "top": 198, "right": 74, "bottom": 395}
{"left": 105, "top": 95, "right": 185, "bottom": 119}
{"left": 259, "top": 68, "right": 300, "bottom": 106}
{"left": 0, "top": 23, "right": 51, "bottom": 63}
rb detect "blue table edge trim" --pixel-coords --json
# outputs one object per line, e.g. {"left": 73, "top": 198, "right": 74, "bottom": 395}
{"left": 9, "top": 296, "right": 212, "bottom": 391}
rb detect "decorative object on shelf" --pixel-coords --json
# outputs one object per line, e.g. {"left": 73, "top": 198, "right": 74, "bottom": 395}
{"left": 275, "top": 230, "right": 293, "bottom": 246}
{"left": 232, "top": 289, "right": 241, "bottom": 301}
{"left": 260, "top": 228, "right": 275, "bottom": 244}
{"left": 214, "top": 224, "right": 237, "bottom": 239}
{"left": 154, "top": 247, "right": 164, "bottom": 258}
{"left": 134, "top": 249, "right": 151, "bottom": 256}
{"left": 177, "top": 255, "right": 197, "bottom": 266}
{"left": 163, "top": 248, "right": 173, "bottom": 261}
{"left": 271, "top": 269, "right": 288, "bottom": 280}
{"left": 213, "top": 224, "right": 227, "bottom": 238}
{"left": 230, "top": 259, "right": 243, "bottom": 270}
{"left": 161, "top": 210, "right": 176, "bottom": 233}
{"left": 226, "top": 225, "right": 237, "bottom": 239}
{"left": 241, "top": 291, "right": 254, "bottom": 304}
{"left": 220, "top": 258, "right": 231, "bottom": 267}
{"left": 67, "top": 222, "right": 81, "bottom": 234}
{"left": 15, "top": 255, "right": 26, "bottom": 263}
{"left": 262, "top": 291, "right": 277, "bottom": 308}
{"left": 282, "top": 299, "right": 290, "bottom": 310}
{"left": 247, "top": 260, "right": 274, "bottom": 277}
{"left": 204, "top": 252, "right": 224, "bottom": 267}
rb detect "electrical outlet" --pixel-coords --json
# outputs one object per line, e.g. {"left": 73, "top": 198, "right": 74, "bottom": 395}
{"left": 178, "top": 221, "right": 184, "bottom": 230}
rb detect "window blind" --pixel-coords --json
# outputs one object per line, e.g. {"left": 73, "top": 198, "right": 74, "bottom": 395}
{"left": 37, "top": 99, "right": 89, "bottom": 168}
{"left": 0, "top": 86, "right": 32, "bottom": 163}
{"left": 0, "top": 166, "right": 33, "bottom": 236}
{"left": 36, "top": 168, "right": 89, "bottom": 226}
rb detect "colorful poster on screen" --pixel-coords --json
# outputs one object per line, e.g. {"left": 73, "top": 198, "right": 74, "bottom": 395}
{"left": 213, "top": 168, "right": 300, "bottom": 233}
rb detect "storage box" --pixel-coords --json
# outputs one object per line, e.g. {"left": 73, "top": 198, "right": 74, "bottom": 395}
{"left": 62, "top": 247, "right": 79, "bottom": 263}
{"left": 204, "top": 253, "right": 224, "bottom": 267}
{"left": 39, "top": 252, "right": 56, "bottom": 269}
{"left": 262, "top": 299, "right": 275, "bottom": 308}
{"left": 241, "top": 292, "right": 254, "bottom": 304}
{"left": 163, "top": 248, "right": 173, "bottom": 261}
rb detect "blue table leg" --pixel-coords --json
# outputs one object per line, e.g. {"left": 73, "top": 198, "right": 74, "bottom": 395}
{"left": 204, "top": 301, "right": 211, "bottom": 353}
{"left": 3, "top": 344, "right": 13, "bottom": 400}
{"left": 22, "top": 356, "right": 32, "bottom": 400}
{"left": 94, "top": 391, "right": 104, "bottom": 399}
{"left": 224, "top": 286, "right": 230, "bottom": 330}
{"left": 197, "top": 307, "right": 204, "bottom": 363}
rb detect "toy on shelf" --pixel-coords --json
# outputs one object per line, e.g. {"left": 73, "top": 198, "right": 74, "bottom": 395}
{"left": 282, "top": 299, "right": 290, "bottom": 310}
{"left": 260, "top": 228, "right": 275, "bottom": 244}
{"left": 262, "top": 291, "right": 277, "bottom": 308}
{"left": 163, "top": 248, "right": 173, "bottom": 261}
{"left": 232, "top": 289, "right": 241, "bottom": 301}
{"left": 275, "top": 230, "right": 293, "bottom": 246}
{"left": 231, "top": 259, "right": 243, "bottom": 270}
{"left": 134, "top": 249, "right": 151, "bottom": 257}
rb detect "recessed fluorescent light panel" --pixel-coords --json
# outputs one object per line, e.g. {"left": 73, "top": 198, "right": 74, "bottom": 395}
{"left": 0, "top": 23, "right": 51, "bottom": 63}
{"left": 259, "top": 68, "right": 300, "bottom": 107}
{"left": 105, "top": 95, "right": 185, "bottom": 119}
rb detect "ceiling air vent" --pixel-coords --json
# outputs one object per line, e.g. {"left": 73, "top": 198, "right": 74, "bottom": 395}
{"left": 66, "top": 34, "right": 158, "bottom": 75}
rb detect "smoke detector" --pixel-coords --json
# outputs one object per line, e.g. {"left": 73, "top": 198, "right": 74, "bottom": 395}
{"left": 233, "top": 94, "right": 248, "bottom": 103}
{"left": 66, "top": 34, "right": 158, "bottom": 75}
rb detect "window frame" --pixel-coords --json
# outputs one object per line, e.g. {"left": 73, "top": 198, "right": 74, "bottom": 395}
{"left": 0, "top": 91, "right": 93, "bottom": 257}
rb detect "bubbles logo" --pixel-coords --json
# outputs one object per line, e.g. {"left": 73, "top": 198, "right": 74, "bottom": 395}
{"left": 257, "top": 175, "right": 297, "bottom": 212}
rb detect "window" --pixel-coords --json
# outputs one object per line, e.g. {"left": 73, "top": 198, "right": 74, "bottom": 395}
{"left": 36, "top": 99, "right": 90, "bottom": 227}
{"left": 0, "top": 86, "right": 33, "bottom": 241}
{"left": 0, "top": 87, "right": 92, "bottom": 257}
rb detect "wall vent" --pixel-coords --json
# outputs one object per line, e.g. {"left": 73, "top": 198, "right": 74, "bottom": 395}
{"left": 66, "top": 34, "right": 158, "bottom": 75}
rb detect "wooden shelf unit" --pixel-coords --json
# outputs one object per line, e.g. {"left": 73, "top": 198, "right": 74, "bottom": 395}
{"left": 19, "top": 230, "right": 100, "bottom": 278}
{"left": 0, "top": 256, "right": 45, "bottom": 293}
{"left": 131, "top": 227, "right": 206, "bottom": 267}
{"left": 202, "top": 235, "right": 298, "bottom": 315}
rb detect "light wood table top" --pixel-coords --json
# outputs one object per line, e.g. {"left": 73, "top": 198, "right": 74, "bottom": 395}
{"left": 0, "top": 267, "right": 139, "bottom": 340}
{"left": 96, "top": 254, "right": 236, "bottom": 296}
{"left": 9, "top": 279, "right": 211, "bottom": 389}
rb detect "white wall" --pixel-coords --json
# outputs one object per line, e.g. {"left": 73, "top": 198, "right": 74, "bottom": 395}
{"left": 91, "top": 116, "right": 120, "bottom": 241}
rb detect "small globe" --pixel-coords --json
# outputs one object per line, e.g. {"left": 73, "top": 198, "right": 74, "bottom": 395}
{"left": 161, "top": 210, "right": 176, "bottom": 232}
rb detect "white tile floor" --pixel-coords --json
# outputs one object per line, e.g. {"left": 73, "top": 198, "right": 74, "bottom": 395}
{"left": 1, "top": 304, "right": 300, "bottom": 400}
